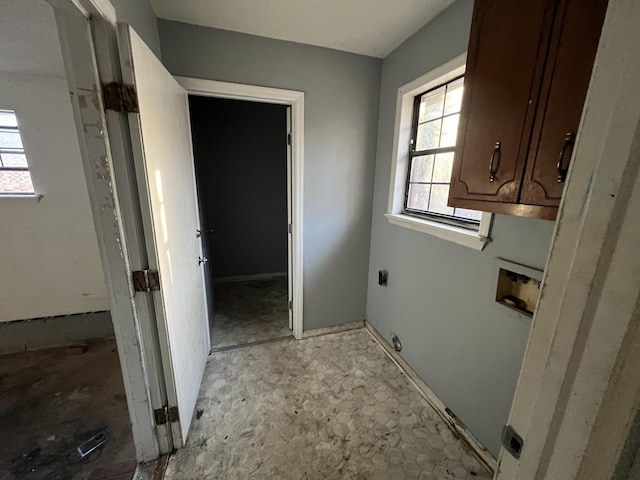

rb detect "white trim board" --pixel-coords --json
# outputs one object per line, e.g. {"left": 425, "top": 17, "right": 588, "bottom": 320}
{"left": 365, "top": 320, "right": 497, "bottom": 474}
{"left": 51, "top": 0, "right": 164, "bottom": 461}
{"left": 175, "top": 77, "right": 305, "bottom": 341}
{"left": 497, "top": 1, "right": 640, "bottom": 477}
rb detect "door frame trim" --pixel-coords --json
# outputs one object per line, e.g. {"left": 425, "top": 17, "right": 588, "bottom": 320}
{"left": 49, "top": 0, "right": 168, "bottom": 461}
{"left": 175, "top": 77, "right": 305, "bottom": 340}
{"left": 498, "top": 1, "right": 640, "bottom": 477}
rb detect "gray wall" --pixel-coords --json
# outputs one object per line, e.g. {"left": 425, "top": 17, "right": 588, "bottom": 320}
{"left": 158, "top": 21, "right": 382, "bottom": 330}
{"left": 365, "top": 0, "right": 556, "bottom": 457}
{"left": 189, "top": 96, "right": 288, "bottom": 278}
{"left": 111, "top": 0, "right": 161, "bottom": 58}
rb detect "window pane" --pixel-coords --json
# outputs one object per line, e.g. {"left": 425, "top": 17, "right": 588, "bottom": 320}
{"left": 416, "top": 119, "right": 441, "bottom": 150}
{"left": 409, "top": 155, "right": 434, "bottom": 183}
{"left": 419, "top": 91, "right": 444, "bottom": 122}
{"left": 407, "top": 183, "right": 430, "bottom": 211}
{"left": 0, "top": 130, "right": 23, "bottom": 149}
{"left": 432, "top": 152, "right": 454, "bottom": 183}
{"left": 429, "top": 184, "right": 454, "bottom": 215}
{"left": 0, "top": 111, "right": 18, "bottom": 128}
{"left": 439, "top": 114, "right": 460, "bottom": 148}
{"left": 0, "top": 153, "right": 28, "bottom": 168}
{"left": 454, "top": 208, "right": 483, "bottom": 222}
{"left": 0, "top": 170, "right": 34, "bottom": 194}
{"left": 444, "top": 80, "right": 464, "bottom": 115}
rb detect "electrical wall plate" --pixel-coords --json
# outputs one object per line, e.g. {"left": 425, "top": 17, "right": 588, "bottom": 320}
{"left": 502, "top": 424, "right": 524, "bottom": 459}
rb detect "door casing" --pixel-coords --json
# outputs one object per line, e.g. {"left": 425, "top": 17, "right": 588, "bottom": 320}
{"left": 177, "top": 77, "right": 305, "bottom": 340}
{"left": 49, "top": 0, "right": 170, "bottom": 461}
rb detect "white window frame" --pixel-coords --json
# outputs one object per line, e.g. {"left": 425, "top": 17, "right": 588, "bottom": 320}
{"left": 386, "top": 53, "right": 492, "bottom": 251}
{"left": 0, "top": 109, "right": 40, "bottom": 201}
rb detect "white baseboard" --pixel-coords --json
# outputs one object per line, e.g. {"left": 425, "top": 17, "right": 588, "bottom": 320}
{"left": 302, "top": 320, "right": 365, "bottom": 339}
{"left": 213, "top": 272, "right": 287, "bottom": 284}
{"left": 364, "top": 320, "right": 497, "bottom": 474}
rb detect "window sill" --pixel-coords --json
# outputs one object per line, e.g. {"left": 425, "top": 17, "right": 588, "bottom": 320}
{"left": 385, "top": 213, "right": 490, "bottom": 251}
{"left": 0, "top": 194, "right": 43, "bottom": 204}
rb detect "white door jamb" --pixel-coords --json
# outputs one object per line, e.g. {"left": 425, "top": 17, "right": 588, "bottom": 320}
{"left": 498, "top": 2, "right": 640, "bottom": 478}
{"left": 175, "top": 77, "right": 305, "bottom": 340}
{"left": 50, "top": 0, "right": 171, "bottom": 460}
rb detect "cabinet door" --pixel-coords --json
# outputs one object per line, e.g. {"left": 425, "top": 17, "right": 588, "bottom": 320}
{"left": 520, "top": 0, "right": 608, "bottom": 206}
{"left": 449, "top": 0, "right": 555, "bottom": 206}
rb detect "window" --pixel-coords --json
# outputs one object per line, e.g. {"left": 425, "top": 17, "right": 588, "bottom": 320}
{"left": 0, "top": 110, "right": 35, "bottom": 195}
{"left": 405, "top": 76, "right": 482, "bottom": 227}
{"left": 386, "top": 54, "right": 491, "bottom": 251}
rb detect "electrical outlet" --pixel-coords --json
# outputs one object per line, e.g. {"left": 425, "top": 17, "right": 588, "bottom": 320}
{"left": 391, "top": 333, "right": 402, "bottom": 352}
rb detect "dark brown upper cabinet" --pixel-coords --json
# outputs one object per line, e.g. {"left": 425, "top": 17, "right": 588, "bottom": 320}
{"left": 449, "top": 0, "right": 608, "bottom": 220}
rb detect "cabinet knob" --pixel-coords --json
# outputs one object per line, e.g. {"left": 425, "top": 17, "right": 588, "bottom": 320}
{"left": 489, "top": 141, "right": 501, "bottom": 182}
{"left": 557, "top": 133, "right": 575, "bottom": 183}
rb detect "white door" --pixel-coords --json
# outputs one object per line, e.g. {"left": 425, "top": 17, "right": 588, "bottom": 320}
{"left": 117, "top": 24, "right": 210, "bottom": 448}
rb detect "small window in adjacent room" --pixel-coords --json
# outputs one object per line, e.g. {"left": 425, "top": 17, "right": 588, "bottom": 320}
{"left": 0, "top": 110, "right": 35, "bottom": 195}
{"left": 386, "top": 55, "right": 491, "bottom": 251}
{"left": 405, "top": 76, "right": 482, "bottom": 228}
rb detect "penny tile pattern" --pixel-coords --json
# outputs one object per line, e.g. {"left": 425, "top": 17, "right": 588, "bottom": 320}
{"left": 165, "top": 329, "right": 492, "bottom": 479}
{"left": 211, "top": 277, "right": 291, "bottom": 349}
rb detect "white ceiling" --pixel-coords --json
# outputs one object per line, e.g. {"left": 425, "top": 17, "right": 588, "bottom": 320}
{"left": 150, "top": 0, "right": 456, "bottom": 58}
{"left": 0, "top": 0, "right": 66, "bottom": 77}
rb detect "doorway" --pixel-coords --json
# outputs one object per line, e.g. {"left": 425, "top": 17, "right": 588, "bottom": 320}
{"left": 0, "top": 2, "right": 137, "bottom": 477}
{"left": 188, "top": 96, "right": 292, "bottom": 349}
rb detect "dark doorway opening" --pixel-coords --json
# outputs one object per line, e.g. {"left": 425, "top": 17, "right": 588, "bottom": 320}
{"left": 188, "top": 96, "right": 291, "bottom": 349}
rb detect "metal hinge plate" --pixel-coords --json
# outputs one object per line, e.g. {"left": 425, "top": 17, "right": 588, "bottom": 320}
{"left": 287, "top": 133, "right": 292, "bottom": 146}
{"left": 103, "top": 82, "right": 139, "bottom": 113}
{"left": 167, "top": 406, "right": 180, "bottom": 423}
{"left": 289, "top": 300, "right": 293, "bottom": 310}
{"left": 132, "top": 269, "right": 160, "bottom": 292}
{"left": 154, "top": 407, "right": 167, "bottom": 425}
{"left": 288, "top": 224, "right": 292, "bottom": 234}
{"left": 154, "top": 406, "right": 179, "bottom": 425}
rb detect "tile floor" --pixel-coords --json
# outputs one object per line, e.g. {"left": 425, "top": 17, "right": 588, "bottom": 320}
{"left": 0, "top": 340, "right": 135, "bottom": 480}
{"left": 211, "top": 277, "right": 291, "bottom": 349}
{"left": 165, "top": 329, "right": 492, "bottom": 479}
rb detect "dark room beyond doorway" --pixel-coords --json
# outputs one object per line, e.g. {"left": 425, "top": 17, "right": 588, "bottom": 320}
{"left": 188, "top": 96, "right": 291, "bottom": 350}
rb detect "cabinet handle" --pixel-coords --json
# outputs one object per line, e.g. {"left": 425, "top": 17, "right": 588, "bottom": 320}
{"left": 489, "top": 141, "right": 501, "bottom": 182}
{"left": 557, "top": 133, "right": 575, "bottom": 183}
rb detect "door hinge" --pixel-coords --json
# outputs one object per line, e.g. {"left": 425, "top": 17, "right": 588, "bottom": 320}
{"left": 287, "top": 133, "right": 292, "bottom": 146}
{"left": 154, "top": 407, "right": 167, "bottom": 425}
{"left": 103, "top": 82, "right": 139, "bottom": 113}
{"left": 167, "top": 406, "right": 180, "bottom": 422}
{"left": 154, "top": 406, "right": 179, "bottom": 425}
{"left": 289, "top": 300, "right": 293, "bottom": 310}
{"left": 288, "top": 223, "right": 293, "bottom": 234}
{"left": 132, "top": 269, "right": 160, "bottom": 292}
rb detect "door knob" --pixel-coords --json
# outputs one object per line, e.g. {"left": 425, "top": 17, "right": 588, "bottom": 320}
{"left": 198, "top": 256, "right": 208, "bottom": 265}
{"left": 196, "top": 228, "right": 214, "bottom": 238}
